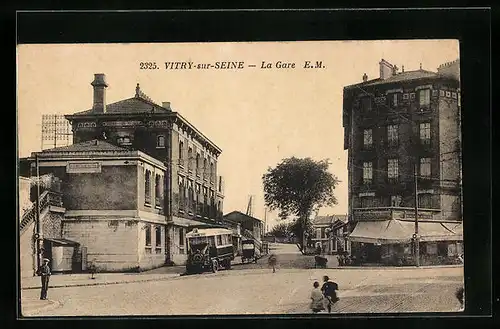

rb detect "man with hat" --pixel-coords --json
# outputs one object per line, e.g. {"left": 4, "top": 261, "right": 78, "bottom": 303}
{"left": 37, "top": 258, "right": 51, "bottom": 300}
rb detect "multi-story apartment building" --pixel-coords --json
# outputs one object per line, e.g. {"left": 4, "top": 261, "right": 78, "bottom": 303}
{"left": 342, "top": 59, "right": 463, "bottom": 265}
{"left": 20, "top": 74, "right": 225, "bottom": 271}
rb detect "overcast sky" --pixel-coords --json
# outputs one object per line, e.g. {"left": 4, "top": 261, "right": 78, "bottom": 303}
{"left": 17, "top": 40, "right": 459, "bottom": 229}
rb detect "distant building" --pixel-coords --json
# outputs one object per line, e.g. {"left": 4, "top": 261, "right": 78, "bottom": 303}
{"left": 19, "top": 73, "right": 225, "bottom": 271}
{"left": 223, "top": 211, "right": 264, "bottom": 243}
{"left": 342, "top": 59, "right": 463, "bottom": 265}
{"left": 311, "top": 215, "right": 349, "bottom": 255}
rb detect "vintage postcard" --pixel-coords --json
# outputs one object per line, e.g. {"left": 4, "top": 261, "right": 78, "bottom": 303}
{"left": 17, "top": 40, "right": 464, "bottom": 316}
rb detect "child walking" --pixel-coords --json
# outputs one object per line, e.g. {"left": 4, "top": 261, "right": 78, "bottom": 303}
{"left": 310, "top": 281, "right": 325, "bottom": 313}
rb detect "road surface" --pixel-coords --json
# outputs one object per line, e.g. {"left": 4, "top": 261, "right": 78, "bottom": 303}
{"left": 21, "top": 263, "right": 464, "bottom": 315}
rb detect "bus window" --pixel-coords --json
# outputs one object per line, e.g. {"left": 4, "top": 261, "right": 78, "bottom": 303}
{"left": 208, "top": 236, "right": 215, "bottom": 247}
{"left": 217, "top": 235, "right": 222, "bottom": 246}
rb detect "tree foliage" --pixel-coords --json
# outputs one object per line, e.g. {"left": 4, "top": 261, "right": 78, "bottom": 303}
{"left": 268, "top": 222, "right": 291, "bottom": 238}
{"left": 262, "top": 157, "right": 339, "bottom": 251}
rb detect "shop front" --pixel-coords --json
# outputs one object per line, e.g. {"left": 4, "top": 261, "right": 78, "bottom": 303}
{"left": 348, "top": 220, "right": 463, "bottom": 266}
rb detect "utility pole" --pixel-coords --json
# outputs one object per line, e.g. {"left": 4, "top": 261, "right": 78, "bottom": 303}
{"left": 414, "top": 163, "right": 420, "bottom": 267}
{"left": 35, "top": 153, "right": 41, "bottom": 271}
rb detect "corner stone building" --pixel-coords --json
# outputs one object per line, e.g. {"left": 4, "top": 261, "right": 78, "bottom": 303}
{"left": 20, "top": 74, "right": 225, "bottom": 272}
{"left": 343, "top": 59, "right": 463, "bottom": 266}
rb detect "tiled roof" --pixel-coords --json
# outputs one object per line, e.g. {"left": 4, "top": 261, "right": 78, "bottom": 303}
{"left": 40, "top": 139, "right": 127, "bottom": 153}
{"left": 346, "top": 70, "right": 438, "bottom": 89}
{"left": 312, "top": 215, "right": 348, "bottom": 225}
{"left": 70, "top": 97, "right": 169, "bottom": 116}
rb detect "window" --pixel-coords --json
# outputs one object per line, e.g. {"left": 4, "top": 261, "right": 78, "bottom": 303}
{"left": 419, "top": 122, "right": 431, "bottom": 144}
{"left": 316, "top": 228, "right": 321, "bottom": 239}
{"left": 390, "top": 93, "right": 400, "bottom": 107}
{"left": 216, "top": 235, "right": 222, "bottom": 246}
{"left": 117, "top": 136, "right": 131, "bottom": 146}
{"left": 196, "top": 153, "right": 200, "bottom": 175}
{"left": 188, "top": 147, "right": 193, "bottom": 171}
{"left": 218, "top": 176, "right": 223, "bottom": 192}
{"left": 155, "top": 174, "right": 162, "bottom": 206}
{"left": 145, "top": 224, "right": 151, "bottom": 247}
{"left": 363, "top": 129, "right": 373, "bottom": 149}
{"left": 387, "top": 124, "right": 399, "bottom": 146}
{"left": 363, "top": 162, "right": 373, "bottom": 184}
{"left": 155, "top": 226, "right": 162, "bottom": 253}
{"left": 361, "top": 97, "right": 372, "bottom": 112}
{"left": 360, "top": 196, "right": 375, "bottom": 208}
{"left": 387, "top": 159, "right": 399, "bottom": 182}
{"left": 203, "top": 158, "right": 208, "bottom": 179}
{"left": 420, "top": 158, "right": 431, "bottom": 177}
{"left": 419, "top": 89, "right": 431, "bottom": 107}
{"left": 391, "top": 195, "right": 402, "bottom": 207}
{"left": 188, "top": 179, "right": 194, "bottom": 212}
{"left": 145, "top": 170, "right": 151, "bottom": 204}
{"left": 210, "top": 162, "right": 214, "bottom": 182}
{"left": 157, "top": 135, "right": 165, "bottom": 148}
{"left": 179, "top": 140, "right": 184, "bottom": 164}
{"left": 418, "top": 193, "right": 433, "bottom": 209}
{"left": 178, "top": 175, "right": 185, "bottom": 210}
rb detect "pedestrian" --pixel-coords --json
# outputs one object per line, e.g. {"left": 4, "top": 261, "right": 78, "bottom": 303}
{"left": 310, "top": 281, "right": 325, "bottom": 313}
{"left": 321, "top": 275, "right": 339, "bottom": 313}
{"left": 268, "top": 254, "right": 277, "bottom": 273}
{"left": 37, "top": 258, "right": 51, "bottom": 300}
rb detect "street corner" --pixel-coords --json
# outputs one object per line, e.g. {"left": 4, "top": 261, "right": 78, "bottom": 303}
{"left": 20, "top": 298, "right": 61, "bottom": 317}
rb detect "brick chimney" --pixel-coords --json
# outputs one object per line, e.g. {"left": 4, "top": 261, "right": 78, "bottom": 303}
{"left": 91, "top": 73, "right": 108, "bottom": 113}
{"left": 379, "top": 59, "right": 394, "bottom": 80}
{"left": 162, "top": 101, "right": 171, "bottom": 110}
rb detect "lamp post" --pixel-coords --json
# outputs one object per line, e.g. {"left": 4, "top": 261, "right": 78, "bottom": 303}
{"left": 414, "top": 164, "right": 420, "bottom": 267}
{"left": 35, "top": 153, "right": 42, "bottom": 271}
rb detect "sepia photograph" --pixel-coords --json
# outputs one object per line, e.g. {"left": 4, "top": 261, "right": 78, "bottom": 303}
{"left": 17, "top": 40, "right": 465, "bottom": 316}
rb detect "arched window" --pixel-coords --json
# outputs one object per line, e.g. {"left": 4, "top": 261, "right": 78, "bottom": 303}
{"left": 155, "top": 174, "right": 162, "bottom": 206}
{"left": 157, "top": 135, "right": 165, "bottom": 148}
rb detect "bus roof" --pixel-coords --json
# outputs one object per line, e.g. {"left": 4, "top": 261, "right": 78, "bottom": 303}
{"left": 186, "top": 228, "right": 233, "bottom": 238}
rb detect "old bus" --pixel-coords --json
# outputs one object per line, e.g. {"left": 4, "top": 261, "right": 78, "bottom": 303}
{"left": 185, "top": 228, "right": 234, "bottom": 274}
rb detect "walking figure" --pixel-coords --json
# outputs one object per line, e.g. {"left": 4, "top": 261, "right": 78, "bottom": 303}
{"left": 321, "top": 275, "right": 339, "bottom": 313}
{"left": 310, "top": 281, "right": 325, "bottom": 313}
{"left": 37, "top": 258, "right": 51, "bottom": 300}
{"left": 268, "top": 254, "right": 277, "bottom": 273}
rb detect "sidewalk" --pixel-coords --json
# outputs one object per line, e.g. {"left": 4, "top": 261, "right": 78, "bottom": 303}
{"left": 21, "top": 266, "right": 185, "bottom": 290}
{"left": 21, "top": 298, "right": 61, "bottom": 317}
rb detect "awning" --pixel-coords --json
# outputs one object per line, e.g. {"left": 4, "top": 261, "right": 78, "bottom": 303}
{"left": 419, "top": 222, "right": 463, "bottom": 242}
{"left": 347, "top": 220, "right": 463, "bottom": 244}
{"left": 43, "top": 238, "right": 80, "bottom": 246}
{"left": 347, "top": 220, "right": 412, "bottom": 244}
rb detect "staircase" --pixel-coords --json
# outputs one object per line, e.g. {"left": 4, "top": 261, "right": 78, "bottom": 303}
{"left": 19, "top": 190, "right": 63, "bottom": 235}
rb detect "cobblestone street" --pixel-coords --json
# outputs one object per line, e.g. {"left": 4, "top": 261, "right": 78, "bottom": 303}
{"left": 21, "top": 244, "right": 464, "bottom": 316}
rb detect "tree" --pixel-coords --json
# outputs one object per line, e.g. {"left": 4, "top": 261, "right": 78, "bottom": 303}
{"left": 268, "top": 222, "right": 291, "bottom": 238}
{"left": 262, "top": 157, "right": 339, "bottom": 253}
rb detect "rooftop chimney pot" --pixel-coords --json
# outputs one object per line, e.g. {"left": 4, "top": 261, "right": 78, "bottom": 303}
{"left": 91, "top": 73, "right": 108, "bottom": 113}
{"left": 379, "top": 59, "right": 394, "bottom": 80}
{"left": 162, "top": 101, "right": 171, "bottom": 110}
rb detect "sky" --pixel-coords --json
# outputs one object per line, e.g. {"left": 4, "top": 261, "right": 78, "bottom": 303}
{"left": 17, "top": 40, "right": 459, "bottom": 230}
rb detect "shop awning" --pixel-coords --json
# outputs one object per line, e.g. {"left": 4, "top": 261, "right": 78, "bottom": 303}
{"left": 418, "top": 222, "right": 463, "bottom": 242}
{"left": 347, "top": 220, "right": 463, "bottom": 244}
{"left": 347, "top": 220, "right": 413, "bottom": 244}
{"left": 43, "top": 238, "right": 80, "bottom": 246}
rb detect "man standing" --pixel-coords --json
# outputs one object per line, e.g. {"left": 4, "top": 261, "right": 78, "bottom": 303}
{"left": 321, "top": 275, "right": 339, "bottom": 313}
{"left": 38, "top": 258, "right": 51, "bottom": 300}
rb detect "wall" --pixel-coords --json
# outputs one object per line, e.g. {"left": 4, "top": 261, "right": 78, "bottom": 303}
{"left": 62, "top": 220, "right": 139, "bottom": 272}
{"left": 167, "top": 225, "right": 187, "bottom": 265}
{"left": 63, "top": 166, "right": 137, "bottom": 210}
{"left": 19, "top": 177, "right": 32, "bottom": 216}
{"left": 137, "top": 221, "right": 166, "bottom": 270}
{"left": 20, "top": 220, "right": 35, "bottom": 278}
{"left": 42, "top": 210, "right": 64, "bottom": 239}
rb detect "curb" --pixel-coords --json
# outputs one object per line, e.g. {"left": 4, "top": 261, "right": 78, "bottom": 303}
{"left": 21, "top": 274, "right": 183, "bottom": 291}
{"left": 22, "top": 299, "right": 61, "bottom": 316}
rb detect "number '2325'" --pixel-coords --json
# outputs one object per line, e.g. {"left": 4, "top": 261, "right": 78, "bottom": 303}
{"left": 140, "top": 62, "right": 158, "bottom": 69}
